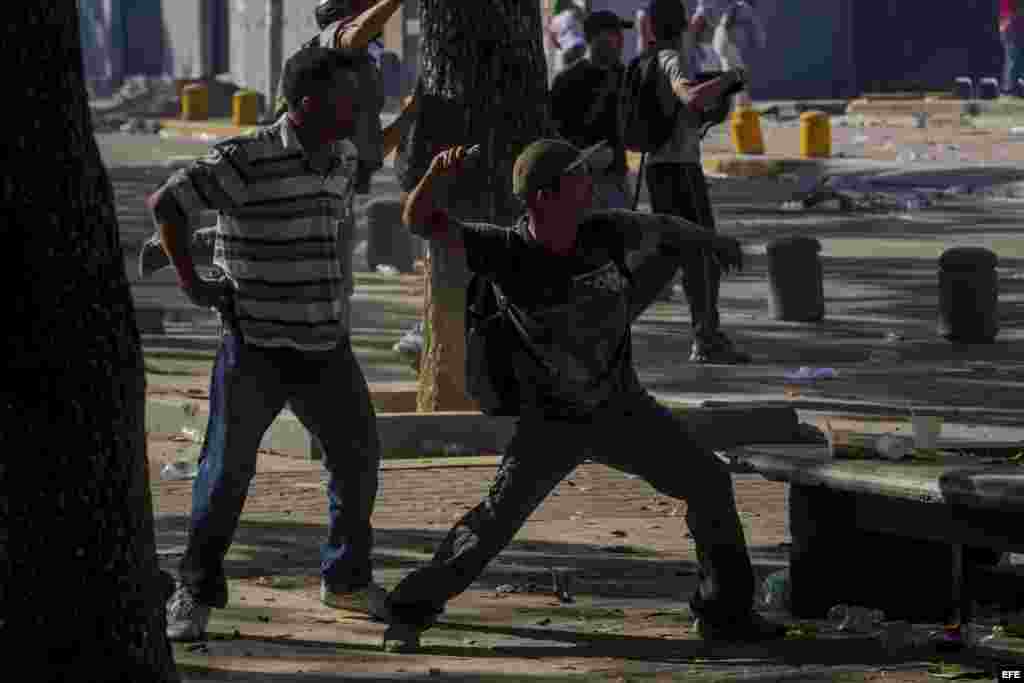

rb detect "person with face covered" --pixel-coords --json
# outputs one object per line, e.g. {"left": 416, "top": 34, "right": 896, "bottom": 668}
{"left": 550, "top": 10, "right": 635, "bottom": 211}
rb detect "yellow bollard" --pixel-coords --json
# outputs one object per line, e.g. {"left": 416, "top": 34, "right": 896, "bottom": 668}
{"left": 232, "top": 89, "right": 259, "bottom": 126}
{"left": 800, "top": 110, "right": 831, "bottom": 158}
{"left": 730, "top": 107, "right": 765, "bottom": 155}
{"left": 181, "top": 83, "right": 209, "bottom": 121}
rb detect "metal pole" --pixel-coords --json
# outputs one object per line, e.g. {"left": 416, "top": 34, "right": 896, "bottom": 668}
{"left": 266, "top": 0, "right": 283, "bottom": 115}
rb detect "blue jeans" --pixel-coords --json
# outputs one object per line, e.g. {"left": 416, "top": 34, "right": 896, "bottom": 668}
{"left": 178, "top": 331, "right": 381, "bottom": 608}
{"left": 1003, "top": 26, "right": 1024, "bottom": 95}
{"left": 388, "top": 391, "right": 755, "bottom": 628}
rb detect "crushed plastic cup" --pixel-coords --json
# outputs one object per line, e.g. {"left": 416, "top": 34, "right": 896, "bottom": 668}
{"left": 828, "top": 605, "right": 884, "bottom": 633}
{"left": 160, "top": 460, "right": 198, "bottom": 481}
{"left": 911, "top": 414, "right": 942, "bottom": 450}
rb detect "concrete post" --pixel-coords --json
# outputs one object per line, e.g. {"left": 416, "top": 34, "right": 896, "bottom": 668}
{"left": 266, "top": 0, "right": 283, "bottom": 114}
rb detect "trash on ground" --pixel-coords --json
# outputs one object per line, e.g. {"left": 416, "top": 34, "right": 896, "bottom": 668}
{"left": 828, "top": 604, "right": 884, "bottom": 633}
{"left": 161, "top": 460, "right": 198, "bottom": 481}
{"left": 784, "top": 366, "right": 838, "bottom": 382}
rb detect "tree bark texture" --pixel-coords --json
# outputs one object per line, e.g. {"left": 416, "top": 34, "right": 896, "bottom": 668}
{"left": 0, "top": 6, "right": 178, "bottom": 681}
{"left": 396, "top": 0, "right": 556, "bottom": 412}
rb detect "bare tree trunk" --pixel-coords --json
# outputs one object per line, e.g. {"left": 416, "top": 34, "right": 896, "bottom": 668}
{"left": 0, "top": 6, "right": 178, "bottom": 681}
{"left": 397, "top": 0, "right": 555, "bottom": 412}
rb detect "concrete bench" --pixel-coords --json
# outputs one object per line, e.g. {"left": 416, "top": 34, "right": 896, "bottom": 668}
{"left": 726, "top": 444, "right": 1024, "bottom": 628}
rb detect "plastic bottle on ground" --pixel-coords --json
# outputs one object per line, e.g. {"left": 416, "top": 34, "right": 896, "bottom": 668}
{"left": 759, "top": 568, "right": 790, "bottom": 610}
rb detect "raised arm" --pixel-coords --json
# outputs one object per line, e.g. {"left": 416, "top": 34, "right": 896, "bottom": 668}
{"left": 330, "top": 0, "right": 403, "bottom": 51}
{"left": 402, "top": 145, "right": 481, "bottom": 250}
{"left": 381, "top": 92, "right": 418, "bottom": 158}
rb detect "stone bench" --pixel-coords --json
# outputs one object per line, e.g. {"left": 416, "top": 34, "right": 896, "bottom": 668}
{"left": 726, "top": 444, "right": 1024, "bottom": 628}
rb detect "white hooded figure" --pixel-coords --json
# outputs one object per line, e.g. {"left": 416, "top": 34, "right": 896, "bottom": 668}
{"left": 696, "top": 0, "right": 767, "bottom": 106}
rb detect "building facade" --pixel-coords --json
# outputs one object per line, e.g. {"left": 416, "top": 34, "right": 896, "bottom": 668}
{"left": 80, "top": 1, "right": 1006, "bottom": 103}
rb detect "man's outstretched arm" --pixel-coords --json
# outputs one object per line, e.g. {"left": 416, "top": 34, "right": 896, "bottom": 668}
{"left": 592, "top": 208, "right": 744, "bottom": 273}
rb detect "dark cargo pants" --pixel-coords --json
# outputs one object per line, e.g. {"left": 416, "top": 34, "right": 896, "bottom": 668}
{"left": 388, "top": 391, "right": 755, "bottom": 628}
{"left": 645, "top": 161, "right": 721, "bottom": 340}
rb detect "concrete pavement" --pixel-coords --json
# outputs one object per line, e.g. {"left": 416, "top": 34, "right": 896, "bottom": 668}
{"left": 98, "top": 121, "right": 1024, "bottom": 445}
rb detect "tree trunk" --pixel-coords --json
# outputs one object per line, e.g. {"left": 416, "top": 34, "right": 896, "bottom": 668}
{"left": 0, "top": 6, "right": 178, "bottom": 681}
{"left": 396, "top": 0, "right": 555, "bottom": 412}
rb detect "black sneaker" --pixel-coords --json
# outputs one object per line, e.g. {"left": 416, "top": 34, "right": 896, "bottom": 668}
{"left": 690, "top": 332, "right": 752, "bottom": 364}
{"left": 382, "top": 622, "right": 425, "bottom": 653}
{"left": 696, "top": 611, "right": 787, "bottom": 643}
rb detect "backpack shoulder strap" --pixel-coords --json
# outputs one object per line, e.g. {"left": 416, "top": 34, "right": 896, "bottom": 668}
{"left": 489, "top": 280, "right": 559, "bottom": 376}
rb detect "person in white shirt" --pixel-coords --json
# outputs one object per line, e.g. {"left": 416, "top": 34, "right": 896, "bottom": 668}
{"left": 689, "top": 0, "right": 765, "bottom": 108}
{"left": 547, "top": 0, "right": 589, "bottom": 79}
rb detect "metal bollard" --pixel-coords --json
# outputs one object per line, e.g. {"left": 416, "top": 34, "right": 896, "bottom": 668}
{"left": 181, "top": 83, "right": 210, "bottom": 121}
{"left": 730, "top": 107, "right": 765, "bottom": 155}
{"left": 232, "top": 89, "right": 259, "bottom": 126}
{"left": 799, "top": 111, "right": 831, "bottom": 159}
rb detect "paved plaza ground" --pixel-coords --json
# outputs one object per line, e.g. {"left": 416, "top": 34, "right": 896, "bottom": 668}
{"left": 96, "top": 108, "right": 1024, "bottom": 680}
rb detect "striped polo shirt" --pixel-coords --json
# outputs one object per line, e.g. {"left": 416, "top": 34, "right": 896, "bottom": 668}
{"left": 153, "top": 115, "right": 358, "bottom": 351}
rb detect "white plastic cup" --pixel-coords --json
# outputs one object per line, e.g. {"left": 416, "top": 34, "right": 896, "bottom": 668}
{"left": 912, "top": 414, "right": 942, "bottom": 450}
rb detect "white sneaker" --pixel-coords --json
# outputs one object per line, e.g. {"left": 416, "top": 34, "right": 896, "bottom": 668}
{"left": 166, "top": 583, "right": 211, "bottom": 642}
{"left": 320, "top": 580, "right": 391, "bottom": 622}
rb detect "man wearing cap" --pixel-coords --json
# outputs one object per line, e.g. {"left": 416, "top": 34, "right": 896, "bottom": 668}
{"left": 550, "top": 9, "right": 634, "bottom": 211}
{"left": 379, "top": 139, "right": 787, "bottom": 653}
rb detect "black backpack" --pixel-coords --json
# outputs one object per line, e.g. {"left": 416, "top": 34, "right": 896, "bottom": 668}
{"left": 619, "top": 49, "right": 680, "bottom": 153}
{"left": 464, "top": 233, "right": 632, "bottom": 417}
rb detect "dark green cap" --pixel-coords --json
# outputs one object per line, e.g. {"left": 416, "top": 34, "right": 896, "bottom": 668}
{"left": 512, "top": 139, "right": 606, "bottom": 198}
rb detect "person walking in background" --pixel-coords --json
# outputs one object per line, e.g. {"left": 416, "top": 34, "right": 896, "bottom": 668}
{"left": 547, "top": 0, "right": 589, "bottom": 79}
{"left": 645, "top": 0, "right": 751, "bottom": 363}
{"left": 1002, "top": 0, "right": 1024, "bottom": 97}
{"left": 550, "top": 10, "right": 635, "bottom": 210}
{"left": 689, "top": 0, "right": 765, "bottom": 108}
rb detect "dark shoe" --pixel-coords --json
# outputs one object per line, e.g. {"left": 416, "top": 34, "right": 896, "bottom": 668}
{"left": 696, "top": 611, "right": 787, "bottom": 643}
{"left": 382, "top": 622, "right": 425, "bottom": 653}
{"left": 321, "top": 580, "right": 392, "bottom": 622}
{"left": 166, "top": 582, "right": 212, "bottom": 642}
{"left": 690, "top": 332, "right": 752, "bottom": 364}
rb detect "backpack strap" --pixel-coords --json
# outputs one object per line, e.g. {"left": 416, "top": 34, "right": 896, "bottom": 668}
{"left": 490, "top": 280, "right": 559, "bottom": 377}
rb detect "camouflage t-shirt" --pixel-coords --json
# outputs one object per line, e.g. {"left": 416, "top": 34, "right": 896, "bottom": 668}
{"left": 461, "top": 215, "right": 648, "bottom": 421}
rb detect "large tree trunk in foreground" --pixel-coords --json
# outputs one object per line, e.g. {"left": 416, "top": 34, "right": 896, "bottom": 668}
{"left": 397, "top": 0, "right": 555, "bottom": 412}
{"left": 0, "top": 6, "right": 178, "bottom": 681}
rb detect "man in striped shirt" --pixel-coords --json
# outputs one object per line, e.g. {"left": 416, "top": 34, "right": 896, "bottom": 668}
{"left": 148, "top": 47, "right": 389, "bottom": 642}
